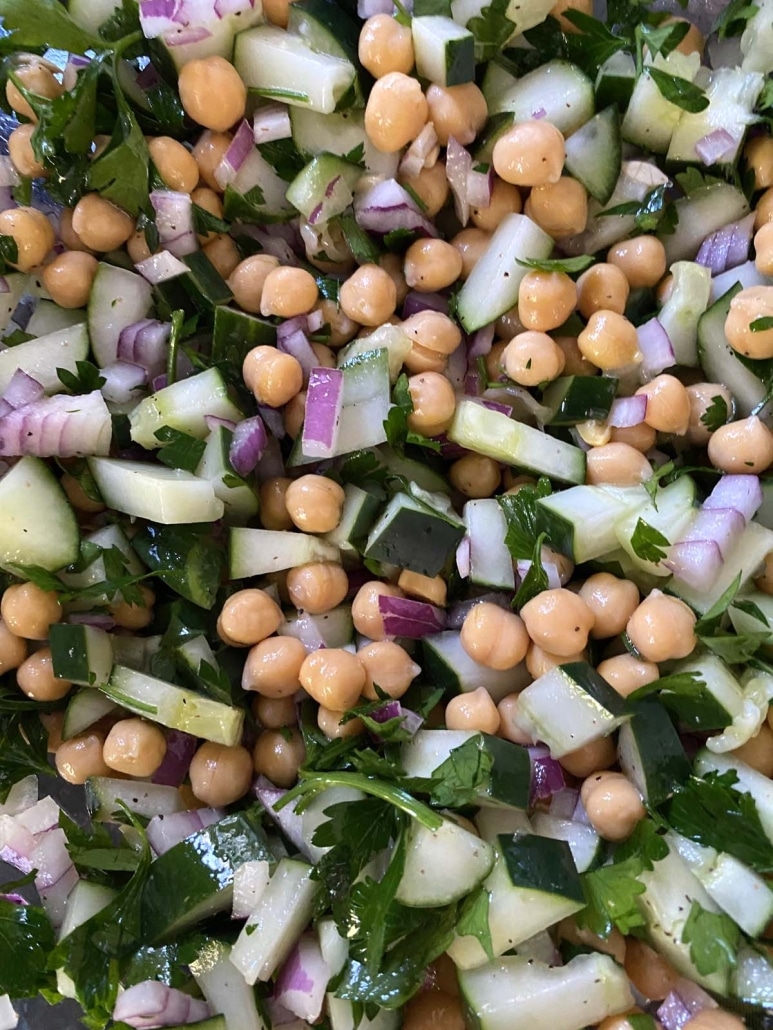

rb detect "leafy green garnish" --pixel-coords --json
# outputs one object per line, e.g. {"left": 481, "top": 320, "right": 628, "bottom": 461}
{"left": 559, "top": 10, "right": 628, "bottom": 75}
{"left": 517, "top": 255, "right": 595, "bottom": 275}
{"left": 515, "top": 532, "right": 549, "bottom": 609}
{"left": 750, "top": 316, "right": 773, "bottom": 332}
{"left": 645, "top": 68, "right": 708, "bottom": 113}
{"left": 339, "top": 213, "right": 382, "bottom": 265}
{"left": 383, "top": 374, "right": 442, "bottom": 454}
{"left": 0, "top": 711, "right": 53, "bottom": 801}
{"left": 498, "top": 476, "right": 552, "bottom": 560}
{"left": 131, "top": 522, "right": 224, "bottom": 610}
{"left": 580, "top": 856, "right": 649, "bottom": 937}
{"left": 712, "top": 0, "right": 758, "bottom": 39}
{"left": 0, "top": 234, "right": 19, "bottom": 275}
{"left": 701, "top": 394, "right": 730, "bottom": 431}
{"left": 635, "top": 20, "right": 689, "bottom": 64}
{"left": 466, "top": 0, "right": 517, "bottom": 61}
{"left": 87, "top": 78, "right": 149, "bottom": 217}
{"left": 630, "top": 518, "right": 670, "bottom": 563}
{"left": 456, "top": 887, "right": 494, "bottom": 960}
{"left": 681, "top": 901, "right": 740, "bottom": 977}
{"left": 0, "top": 0, "right": 101, "bottom": 53}
{"left": 426, "top": 737, "right": 492, "bottom": 808}
{"left": 599, "top": 183, "right": 677, "bottom": 234}
{"left": 154, "top": 426, "right": 207, "bottom": 473}
{"left": 0, "top": 899, "right": 57, "bottom": 997}
{"left": 57, "top": 360, "right": 106, "bottom": 395}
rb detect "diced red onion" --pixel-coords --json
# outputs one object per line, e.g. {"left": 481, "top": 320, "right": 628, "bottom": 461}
{"left": 399, "top": 122, "right": 439, "bottom": 180}
{"left": 306, "top": 308, "right": 325, "bottom": 334}
{"left": 146, "top": 807, "right": 224, "bottom": 856}
{"left": 402, "top": 291, "right": 448, "bottom": 318}
{"left": 479, "top": 397, "right": 513, "bottom": 417}
{"left": 517, "top": 559, "right": 562, "bottom": 590}
{"left": 703, "top": 474, "right": 762, "bottom": 523}
{"left": 445, "top": 137, "right": 473, "bottom": 226}
{"left": 114, "top": 980, "right": 212, "bottom": 1030}
{"left": 696, "top": 213, "right": 755, "bottom": 275}
{"left": 67, "top": 612, "right": 117, "bottom": 630}
{"left": 278, "top": 328, "right": 318, "bottom": 383}
{"left": 150, "top": 190, "right": 198, "bottom": 258}
{"left": 0, "top": 278, "right": 9, "bottom": 295}
{"left": 100, "top": 361, "right": 148, "bottom": 406}
{"left": 637, "top": 317, "right": 675, "bottom": 380}
{"left": 463, "top": 369, "right": 482, "bottom": 396}
{"left": 467, "top": 164, "right": 493, "bottom": 209}
{"left": 253, "top": 103, "right": 292, "bottom": 145}
{"left": 695, "top": 127, "right": 737, "bottom": 166}
{"left": 0, "top": 892, "right": 27, "bottom": 905}
{"left": 657, "top": 980, "right": 717, "bottom": 1030}
{"left": 255, "top": 434, "right": 286, "bottom": 481}
{"left": 215, "top": 119, "right": 255, "bottom": 189}
{"left": 446, "top": 593, "right": 512, "bottom": 630}
{"left": 368, "top": 699, "right": 423, "bottom": 738}
{"left": 274, "top": 933, "right": 331, "bottom": 1024}
{"left": 266, "top": 996, "right": 298, "bottom": 1027}
{"left": 165, "top": 23, "right": 214, "bottom": 45}
{"left": 354, "top": 178, "right": 438, "bottom": 238}
{"left": 237, "top": 224, "right": 301, "bottom": 267}
{"left": 0, "top": 390, "right": 112, "bottom": 458}
{"left": 467, "top": 323, "right": 495, "bottom": 360}
{"left": 528, "top": 746, "right": 566, "bottom": 803}
{"left": 117, "top": 319, "right": 171, "bottom": 377}
{"left": 302, "top": 367, "right": 344, "bottom": 459}
{"left": 139, "top": 0, "right": 186, "bottom": 38}
{"left": 456, "top": 537, "right": 471, "bottom": 579}
{"left": 31, "top": 827, "right": 78, "bottom": 928}
{"left": 152, "top": 729, "right": 198, "bottom": 787}
{"left": 482, "top": 386, "right": 552, "bottom": 425}
{"left": 136, "top": 250, "right": 188, "bottom": 285}
{"left": 151, "top": 374, "right": 168, "bottom": 391}
{"left": 204, "top": 415, "right": 237, "bottom": 432}
{"left": 229, "top": 415, "right": 267, "bottom": 475}
{"left": 0, "top": 157, "right": 19, "bottom": 189}
{"left": 664, "top": 539, "right": 723, "bottom": 590}
{"left": 572, "top": 794, "right": 591, "bottom": 826}
{"left": 681, "top": 506, "right": 745, "bottom": 559}
{"left": 0, "top": 187, "right": 16, "bottom": 214}
{"left": 2, "top": 370, "right": 44, "bottom": 410}
{"left": 549, "top": 787, "right": 580, "bottom": 820}
{"left": 357, "top": 0, "right": 393, "bottom": 14}
{"left": 15, "top": 796, "right": 59, "bottom": 835}
{"left": 253, "top": 776, "right": 308, "bottom": 854}
{"left": 378, "top": 594, "right": 447, "bottom": 638}
{"left": 1, "top": 776, "right": 38, "bottom": 816}
{"left": 608, "top": 395, "right": 647, "bottom": 428}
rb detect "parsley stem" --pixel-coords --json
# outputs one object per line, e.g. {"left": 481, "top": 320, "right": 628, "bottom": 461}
{"left": 112, "top": 31, "right": 144, "bottom": 59}
{"left": 277, "top": 772, "right": 443, "bottom": 830}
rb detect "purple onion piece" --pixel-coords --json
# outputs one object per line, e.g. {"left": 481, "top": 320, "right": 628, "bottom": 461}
{"left": 681, "top": 506, "right": 745, "bottom": 559}
{"left": 354, "top": 178, "right": 438, "bottom": 238}
{"left": 694, "top": 127, "right": 737, "bottom": 165}
{"left": 703, "top": 473, "right": 762, "bottom": 522}
{"left": 150, "top": 190, "right": 198, "bottom": 258}
{"left": 456, "top": 537, "right": 471, "bottom": 579}
{"left": 402, "top": 290, "right": 449, "bottom": 318}
{"left": 467, "top": 323, "right": 495, "bottom": 360}
{"left": 274, "top": 933, "right": 331, "bottom": 1024}
{"left": 152, "top": 729, "right": 198, "bottom": 787}
{"left": 528, "top": 746, "right": 566, "bottom": 803}
{"left": 302, "top": 367, "right": 344, "bottom": 459}
{"left": 549, "top": 787, "right": 579, "bottom": 821}
{"left": 136, "top": 250, "right": 189, "bottom": 285}
{"left": 253, "top": 102, "right": 292, "bottom": 145}
{"left": 664, "top": 539, "right": 724, "bottom": 590}
{"left": 368, "top": 700, "right": 423, "bottom": 738}
{"left": 378, "top": 595, "right": 447, "bottom": 639}
{"left": 114, "top": 980, "right": 212, "bottom": 1029}
{"left": 607, "top": 394, "right": 648, "bottom": 428}
{"left": 229, "top": 415, "right": 268, "bottom": 476}
{"left": 637, "top": 317, "right": 675, "bottom": 380}
{"left": 0, "top": 391, "right": 112, "bottom": 458}
{"left": 446, "top": 136, "right": 473, "bottom": 225}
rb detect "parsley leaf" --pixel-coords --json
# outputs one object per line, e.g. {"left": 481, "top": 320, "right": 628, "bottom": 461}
{"left": 712, "top": 0, "right": 759, "bottom": 39}
{"left": 628, "top": 1016, "right": 659, "bottom": 1030}
{"left": 682, "top": 901, "right": 740, "bottom": 977}
{"left": 751, "top": 316, "right": 773, "bottom": 332}
{"left": 628, "top": 670, "right": 732, "bottom": 731}
{"left": 466, "top": 0, "right": 516, "bottom": 61}
{"left": 383, "top": 374, "right": 442, "bottom": 454}
{"left": 517, "top": 255, "right": 595, "bottom": 275}
{"left": 57, "top": 360, "right": 106, "bottom": 395}
{"left": 636, "top": 20, "right": 690, "bottom": 64}
{"left": 191, "top": 203, "right": 230, "bottom": 238}
{"left": 630, "top": 518, "right": 670, "bottom": 563}
{"left": 560, "top": 10, "right": 628, "bottom": 75}
{"left": 579, "top": 857, "right": 648, "bottom": 937}
{"left": 701, "top": 394, "right": 730, "bottom": 432}
{"left": 347, "top": 829, "right": 408, "bottom": 971}
{"left": 498, "top": 476, "right": 552, "bottom": 560}
{"left": 599, "top": 183, "right": 677, "bottom": 234}
{"left": 514, "top": 531, "right": 549, "bottom": 609}
{"left": 87, "top": 79, "right": 150, "bottom": 217}
{"left": 0, "top": 234, "right": 19, "bottom": 275}
{"left": 663, "top": 771, "right": 773, "bottom": 873}
{"left": 0, "top": 711, "right": 52, "bottom": 800}
{"left": 130, "top": 522, "right": 224, "bottom": 610}
{"left": 0, "top": 0, "right": 101, "bottom": 53}
{"left": 456, "top": 887, "right": 494, "bottom": 960}
{"left": 0, "top": 899, "right": 57, "bottom": 997}
{"left": 154, "top": 426, "right": 207, "bottom": 472}
{"left": 646, "top": 67, "right": 708, "bottom": 114}
{"left": 339, "top": 213, "right": 382, "bottom": 265}
{"left": 427, "top": 737, "right": 493, "bottom": 808}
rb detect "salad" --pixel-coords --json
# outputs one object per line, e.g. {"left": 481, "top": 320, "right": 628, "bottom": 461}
{"left": 1, "top": 0, "right": 773, "bottom": 1027}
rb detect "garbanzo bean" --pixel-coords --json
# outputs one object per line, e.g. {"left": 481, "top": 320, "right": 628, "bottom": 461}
{"left": 191, "top": 186, "right": 225, "bottom": 243}
{"left": 190, "top": 742, "right": 254, "bottom": 805}
{"left": 59, "top": 207, "right": 94, "bottom": 254}
{"left": 576, "top": 264, "right": 630, "bottom": 318}
{"left": 8, "top": 123, "right": 46, "bottom": 179}
{"left": 41, "top": 251, "right": 98, "bottom": 309}
{"left": 204, "top": 234, "right": 242, "bottom": 279}
{"left": 242, "top": 345, "right": 303, "bottom": 408}
{"left": 625, "top": 939, "right": 682, "bottom": 1002}
{"left": 109, "top": 584, "right": 155, "bottom": 631}
{"left": 0, "top": 206, "right": 55, "bottom": 272}
{"left": 218, "top": 588, "right": 283, "bottom": 647}
{"left": 451, "top": 227, "right": 491, "bottom": 279}
{"left": 597, "top": 654, "right": 660, "bottom": 697}
{"left": 626, "top": 590, "right": 697, "bottom": 663}
{"left": 577, "top": 309, "right": 640, "bottom": 370}
{"left": 636, "top": 373, "right": 691, "bottom": 435}
{"left": 352, "top": 580, "right": 404, "bottom": 640}
{"left": 520, "top": 588, "right": 595, "bottom": 656}
{"left": 404, "top": 239, "right": 463, "bottom": 292}
{"left": 586, "top": 442, "right": 653, "bottom": 486}
{"left": 254, "top": 696, "right": 297, "bottom": 733}
{"left": 358, "top": 14, "right": 414, "bottom": 77}
{"left": 286, "top": 562, "right": 349, "bottom": 615}
{"left": 725, "top": 285, "right": 773, "bottom": 358}
{"left": 339, "top": 263, "right": 397, "bottom": 326}
{"left": 252, "top": 727, "right": 305, "bottom": 788}
{"left": 55, "top": 732, "right": 112, "bottom": 785}
{"left": 497, "top": 693, "right": 533, "bottom": 745}
{"left": 607, "top": 235, "right": 667, "bottom": 289}
{"left": 449, "top": 454, "right": 501, "bottom": 498}
{"left": 755, "top": 221, "right": 773, "bottom": 276}
{"left": 708, "top": 415, "right": 773, "bottom": 474}
{"left": 445, "top": 686, "right": 501, "bottom": 734}
{"left": 492, "top": 120, "right": 565, "bottom": 188}
{"left": 460, "top": 602, "right": 529, "bottom": 670}
{"left": 1, "top": 582, "right": 62, "bottom": 640}
{"left": 127, "top": 229, "right": 152, "bottom": 265}
{"left": 755, "top": 186, "right": 773, "bottom": 231}
{"left": 425, "top": 82, "right": 487, "bottom": 146}
{"left": 6, "top": 59, "right": 63, "bottom": 122}
{"left": 660, "top": 15, "right": 704, "bottom": 55}
{"left": 0, "top": 619, "right": 26, "bottom": 674}
{"left": 525, "top": 642, "right": 586, "bottom": 679}
{"left": 228, "top": 254, "right": 280, "bottom": 314}
{"left": 685, "top": 382, "right": 733, "bottom": 445}
{"left": 259, "top": 477, "right": 293, "bottom": 530}
{"left": 518, "top": 271, "right": 577, "bottom": 332}
{"left": 71, "top": 194, "right": 134, "bottom": 252}
{"left": 399, "top": 161, "right": 450, "bottom": 218}
{"left": 732, "top": 724, "right": 773, "bottom": 778}
{"left": 580, "top": 770, "right": 645, "bottom": 841}
{"left": 609, "top": 422, "right": 657, "bottom": 452}
{"left": 745, "top": 134, "right": 773, "bottom": 190}
{"left": 684, "top": 1012, "right": 746, "bottom": 1030}
{"left": 503, "top": 330, "right": 566, "bottom": 387}
{"left": 283, "top": 390, "right": 307, "bottom": 439}
{"left": 299, "top": 647, "right": 366, "bottom": 709}
{"left": 284, "top": 474, "right": 345, "bottom": 533}
{"left": 242, "top": 635, "right": 307, "bottom": 697}
{"left": 192, "top": 129, "right": 232, "bottom": 191}
{"left": 578, "top": 573, "right": 639, "bottom": 639}
{"left": 559, "top": 736, "right": 616, "bottom": 778}
{"left": 178, "top": 56, "right": 246, "bottom": 132}
{"left": 548, "top": 0, "right": 593, "bottom": 31}
{"left": 365, "top": 72, "right": 428, "bottom": 153}
{"left": 102, "top": 718, "right": 167, "bottom": 777}
{"left": 554, "top": 334, "right": 597, "bottom": 377}
{"left": 407, "top": 371, "right": 456, "bottom": 436}
{"left": 260, "top": 266, "right": 319, "bottom": 318}
{"left": 17, "top": 648, "right": 71, "bottom": 702}
{"left": 317, "top": 706, "right": 364, "bottom": 739}
{"left": 314, "top": 298, "right": 359, "bottom": 348}
{"left": 470, "top": 176, "right": 522, "bottom": 232}
{"left": 402, "top": 990, "right": 466, "bottom": 1030}
{"left": 524, "top": 175, "right": 589, "bottom": 237}
{"left": 148, "top": 136, "right": 199, "bottom": 193}
{"left": 358, "top": 640, "right": 420, "bottom": 699}
{"left": 402, "top": 310, "right": 462, "bottom": 355}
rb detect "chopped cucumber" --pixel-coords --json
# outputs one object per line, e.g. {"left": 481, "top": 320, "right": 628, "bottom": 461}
{"left": 622, "top": 51, "right": 701, "bottom": 153}
{"left": 657, "top": 261, "right": 712, "bottom": 367}
{"left": 195, "top": 425, "right": 259, "bottom": 525}
{"left": 0, "top": 456, "right": 79, "bottom": 571}
{"left": 530, "top": 812, "right": 602, "bottom": 874}
{"left": 463, "top": 498, "right": 515, "bottom": 591}
{"left": 191, "top": 941, "right": 267, "bottom": 1030}
{"left": 617, "top": 697, "right": 691, "bottom": 806}
{"left": 154, "top": 251, "right": 234, "bottom": 318}
{"left": 667, "top": 67, "right": 764, "bottom": 167}
{"left": 0, "top": 322, "right": 89, "bottom": 395}
{"left": 212, "top": 306, "right": 276, "bottom": 369}
{"left": 88, "top": 263, "right": 153, "bottom": 368}
{"left": 663, "top": 653, "right": 745, "bottom": 732}
{"left": 614, "top": 474, "right": 697, "bottom": 578}
{"left": 364, "top": 490, "right": 465, "bottom": 578}
{"left": 543, "top": 375, "right": 619, "bottom": 427}
{"left": 49, "top": 624, "right": 113, "bottom": 688}
{"left": 564, "top": 106, "right": 621, "bottom": 205}
{"left": 662, "top": 182, "right": 750, "bottom": 265}
{"left": 85, "top": 777, "right": 184, "bottom": 823}
{"left": 487, "top": 60, "right": 594, "bottom": 136}
{"left": 88, "top": 458, "right": 225, "bottom": 524}
{"left": 290, "top": 106, "right": 399, "bottom": 178}
{"left": 421, "top": 631, "right": 531, "bottom": 703}
{"left": 536, "top": 483, "right": 647, "bottom": 564}
{"left": 58, "top": 879, "right": 116, "bottom": 941}
{"left": 25, "top": 300, "right": 86, "bottom": 337}
{"left": 285, "top": 153, "right": 361, "bottom": 223}
{"left": 412, "top": 16, "right": 475, "bottom": 86}
{"left": 62, "top": 689, "right": 119, "bottom": 741}
{"left": 696, "top": 749, "right": 773, "bottom": 845}
{"left": 129, "top": 368, "right": 243, "bottom": 449}
{"left": 229, "top": 527, "right": 340, "bottom": 578}
{"left": 395, "top": 818, "right": 494, "bottom": 907}
{"left": 669, "top": 520, "right": 773, "bottom": 613}
{"left": 323, "top": 484, "right": 381, "bottom": 557}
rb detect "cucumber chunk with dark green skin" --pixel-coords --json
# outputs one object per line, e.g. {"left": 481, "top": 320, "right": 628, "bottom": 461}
{"left": 49, "top": 623, "right": 114, "bottom": 687}
{"left": 212, "top": 306, "right": 276, "bottom": 369}
{"left": 543, "top": 375, "right": 618, "bottom": 426}
{"left": 155, "top": 251, "right": 233, "bottom": 320}
{"left": 617, "top": 697, "right": 691, "bottom": 806}
{"left": 141, "top": 807, "right": 273, "bottom": 944}
{"left": 364, "top": 492, "right": 465, "bottom": 577}
{"left": 499, "top": 833, "right": 584, "bottom": 905}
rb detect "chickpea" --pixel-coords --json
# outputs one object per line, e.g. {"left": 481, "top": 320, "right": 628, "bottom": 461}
{"left": 625, "top": 939, "right": 682, "bottom": 1002}
{"left": 451, "top": 227, "right": 491, "bottom": 279}
{"left": 520, "top": 587, "right": 595, "bottom": 657}
{"left": 283, "top": 390, "right": 307, "bottom": 439}
{"left": 493, "top": 120, "right": 565, "bottom": 188}
{"left": 636, "top": 373, "right": 691, "bottom": 435}
{"left": 127, "top": 229, "right": 152, "bottom": 265}
{"left": 310, "top": 341, "right": 336, "bottom": 369}
{"left": 358, "top": 15, "right": 414, "bottom": 77}
{"left": 425, "top": 82, "right": 487, "bottom": 147}
{"left": 560, "top": 736, "right": 616, "bottom": 778}
{"left": 358, "top": 640, "right": 421, "bottom": 699}
{"left": 607, "top": 236, "right": 667, "bottom": 289}
{"left": 517, "top": 271, "right": 577, "bottom": 333}
{"left": 502, "top": 329, "right": 565, "bottom": 387}
{"left": 732, "top": 723, "right": 773, "bottom": 778}
{"left": 242, "top": 345, "right": 303, "bottom": 408}
{"left": 402, "top": 990, "right": 466, "bottom": 1030}
{"left": 339, "top": 263, "right": 397, "bottom": 326}
{"left": 449, "top": 454, "right": 501, "bottom": 498}
{"left": 352, "top": 581, "right": 404, "bottom": 640}
{"left": 497, "top": 694, "right": 533, "bottom": 745}
{"left": 684, "top": 1013, "right": 746, "bottom": 1030}
{"left": 6, "top": 60, "right": 63, "bottom": 122}
{"left": 148, "top": 136, "right": 199, "bottom": 194}
{"left": 725, "top": 285, "right": 773, "bottom": 359}
{"left": 58, "top": 207, "right": 93, "bottom": 254}
{"left": 576, "top": 419, "right": 611, "bottom": 447}
{"left": 205, "top": 235, "right": 241, "bottom": 280}
{"left": 576, "top": 264, "right": 630, "bottom": 318}
{"left": 286, "top": 562, "right": 349, "bottom": 615}
{"left": 0, "top": 206, "right": 54, "bottom": 272}
{"left": 242, "top": 635, "right": 307, "bottom": 697}
{"left": 526, "top": 642, "right": 586, "bottom": 679}
{"left": 397, "top": 571, "right": 446, "bottom": 608}
{"left": 626, "top": 590, "right": 697, "bottom": 663}
{"left": 192, "top": 130, "right": 232, "bottom": 192}
{"left": 755, "top": 186, "right": 773, "bottom": 231}
{"left": 8, "top": 123, "right": 46, "bottom": 179}
{"left": 1, "top": 582, "right": 62, "bottom": 640}
{"left": 41, "top": 710, "right": 64, "bottom": 753}
{"left": 708, "top": 415, "right": 773, "bottom": 474}
{"left": 284, "top": 474, "right": 345, "bottom": 534}
{"left": 460, "top": 603, "right": 529, "bottom": 670}
{"left": 548, "top": 0, "right": 593, "bottom": 32}
{"left": 227, "top": 254, "right": 279, "bottom": 314}
{"left": 554, "top": 334, "right": 596, "bottom": 377}
{"left": 406, "top": 371, "right": 456, "bottom": 436}
{"left": 586, "top": 442, "right": 653, "bottom": 486}
{"left": 259, "top": 477, "right": 293, "bottom": 531}
{"left": 469, "top": 178, "right": 521, "bottom": 233}
{"left": 597, "top": 654, "right": 659, "bottom": 697}
{"left": 260, "top": 266, "right": 318, "bottom": 318}
{"left": 317, "top": 705, "right": 364, "bottom": 739}
{"left": 252, "top": 697, "right": 298, "bottom": 735}
{"left": 0, "top": 619, "right": 26, "bottom": 674}
{"left": 218, "top": 588, "right": 283, "bottom": 647}
{"left": 16, "top": 647, "right": 71, "bottom": 702}
{"left": 365, "top": 72, "right": 428, "bottom": 153}
{"left": 598, "top": 1014, "right": 653, "bottom": 1030}
{"left": 577, "top": 309, "right": 640, "bottom": 370}
{"left": 580, "top": 770, "right": 645, "bottom": 841}
{"left": 190, "top": 741, "right": 254, "bottom": 805}
{"left": 445, "top": 686, "right": 501, "bottom": 734}
{"left": 578, "top": 573, "right": 639, "bottom": 640}
{"left": 191, "top": 186, "right": 225, "bottom": 244}
{"left": 755, "top": 221, "right": 773, "bottom": 276}
{"left": 253, "top": 726, "right": 305, "bottom": 788}
{"left": 71, "top": 194, "right": 134, "bottom": 253}
{"left": 747, "top": 135, "right": 773, "bottom": 191}
{"left": 41, "top": 251, "right": 99, "bottom": 309}
{"left": 299, "top": 647, "right": 366, "bottom": 709}
{"left": 314, "top": 298, "right": 358, "bottom": 348}
{"left": 403, "top": 239, "right": 462, "bottom": 293}
{"left": 402, "top": 310, "right": 463, "bottom": 356}
{"left": 755, "top": 551, "right": 773, "bottom": 595}
{"left": 609, "top": 422, "right": 657, "bottom": 452}
{"left": 102, "top": 718, "right": 167, "bottom": 777}
{"left": 524, "top": 175, "right": 588, "bottom": 238}
{"left": 109, "top": 585, "right": 155, "bottom": 631}
{"left": 178, "top": 56, "right": 246, "bottom": 132}
{"left": 55, "top": 732, "right": 112, "bottom": 785}
{"left": 399, "top": 161, "right": 450, "bottom": 220}
{"left": 558, "top": 918, "right": 626, "bottom": 966}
